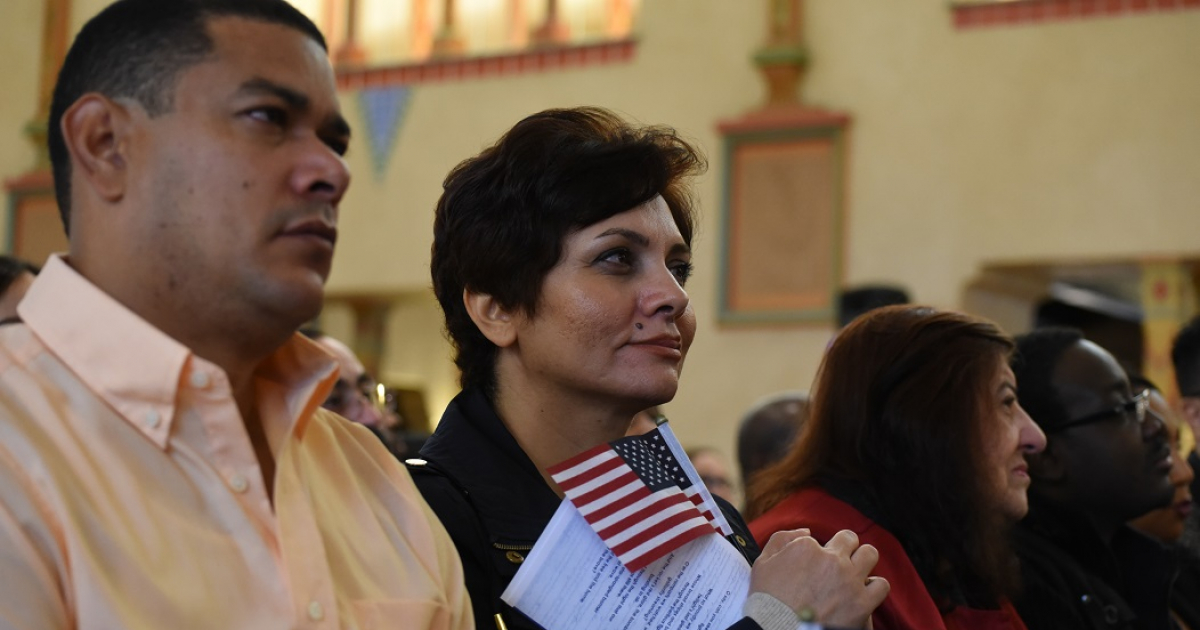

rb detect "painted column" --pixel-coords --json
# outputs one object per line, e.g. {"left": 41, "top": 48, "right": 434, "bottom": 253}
{"left": 432, "top": 0, "right": 466, "bottom": 57}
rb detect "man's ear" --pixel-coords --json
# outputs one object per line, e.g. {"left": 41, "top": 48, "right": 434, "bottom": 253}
{"left": 60, "top": 93, "right": 133, "bottom": 203}
{"left": 463, "top": 288, "right": 518, "bottom": 348}
{"left": 1028, "top": 437, "right": 1066, "bottom": 483}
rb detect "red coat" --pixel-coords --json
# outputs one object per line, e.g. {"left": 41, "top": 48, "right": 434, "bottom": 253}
{"left": 749, "top": 486, "right": 1027, "bottom": 630}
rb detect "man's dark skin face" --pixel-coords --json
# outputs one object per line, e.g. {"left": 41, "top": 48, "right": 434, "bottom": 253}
{"left": 1043, "top": 340, "right": 1174, "bottom": 536}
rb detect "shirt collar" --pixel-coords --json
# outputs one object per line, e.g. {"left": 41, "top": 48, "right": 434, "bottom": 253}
{"left": 19, "top": 255, "right": 338, "bottom": 447}
{"left": 256, "top": 333, "right": 338, "bottom": 441}
{"left": 20, "top": 256, "right": 190, "bottom": 447}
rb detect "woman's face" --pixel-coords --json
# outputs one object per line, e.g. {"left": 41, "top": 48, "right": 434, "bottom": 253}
{"left": 1129, "top": 390, "right": 1195, "bottom": 543}
{"left": 509, "top": 195, "right": 696, "bottom": 411}
{"left": 983, "top": 357, "right": 1047, "bottom": 521}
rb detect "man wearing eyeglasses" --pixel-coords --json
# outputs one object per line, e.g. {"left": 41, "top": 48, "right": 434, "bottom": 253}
{"left": 1170, "top": 316, "right": 1200, "bottom": 505}
{"left": 1009, "top": 328, "right": 1175, "bottom": 630}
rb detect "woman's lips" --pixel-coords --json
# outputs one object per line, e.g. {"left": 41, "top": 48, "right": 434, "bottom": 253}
{"left": 629, "top": 335, "right": 683, "bottom": 359}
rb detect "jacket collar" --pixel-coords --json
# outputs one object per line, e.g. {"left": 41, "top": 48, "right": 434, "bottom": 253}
{"left": 419, "top": 387, "right": 562, "bottom": 541}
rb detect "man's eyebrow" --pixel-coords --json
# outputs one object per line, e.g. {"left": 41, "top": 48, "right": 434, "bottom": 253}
{"left": 237, "top": 77, "right": 310, "bottom": 110}
{"left": 237, "top": 77, "right": 351, "bottom": 138}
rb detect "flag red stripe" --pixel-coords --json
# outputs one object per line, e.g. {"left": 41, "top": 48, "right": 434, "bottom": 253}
{"left": 547, "top": 428, "right": 723, "bottom": 570}
{"left": 686, "top": 493, "right": 716, "bottom": 519}
{"left": 555, "top": 453, "right": 624, "bottom": 492}
{"left": 546, "top": 443, "right": 614, "bottom": 477}
{"left": 619, "top": 522, "right": 717, "bottom": 572}
{"left": 595, "top": 491, "right": 692, "bottom": 540}
{"left": 569, "top": 468, "right": 639, "bottom": 505}
{"left": 582, "top": 485, "right": 652, "bottom": 523}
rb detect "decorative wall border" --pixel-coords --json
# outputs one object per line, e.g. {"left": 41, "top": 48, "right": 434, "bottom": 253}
{"left": 952, "top": 0, "right": 1200, "bottom": 29}
{"left": 715, "top": 109, "right": 851, "bottom": 325}
{"left": 336, "top": 38, "right": 637, "bottom": 90}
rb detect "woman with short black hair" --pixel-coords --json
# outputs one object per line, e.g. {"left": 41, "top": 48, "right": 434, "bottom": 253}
{"left": 413, "top": 106, "right": 887, "bottom": 630}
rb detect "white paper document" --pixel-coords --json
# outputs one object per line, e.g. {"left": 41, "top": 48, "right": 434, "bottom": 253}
{"left": 501, "top": 501, "right": 751, "bottom": 630}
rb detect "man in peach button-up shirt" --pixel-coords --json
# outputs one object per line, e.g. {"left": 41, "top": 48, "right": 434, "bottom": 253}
{"left": 0, "top": 1, "right": 472, "bottom": 629}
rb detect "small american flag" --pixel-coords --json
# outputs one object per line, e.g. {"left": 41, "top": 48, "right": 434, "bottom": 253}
{"left": 548, "top": 426, "right": 726, "bottom": 571}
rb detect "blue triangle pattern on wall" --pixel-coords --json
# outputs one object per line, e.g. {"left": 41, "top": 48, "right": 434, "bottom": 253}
{"left": 357, "top": 85, "right": 413, "bottom": 180}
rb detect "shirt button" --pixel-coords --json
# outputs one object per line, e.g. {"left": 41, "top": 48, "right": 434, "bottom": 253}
{"left": 307, "top": 600, "right": 324, "bottom": 621}
{"left": 144, "top": 409, "right": 161, "bottom": 429}
{"left": 229, "top": 474, "right": 249, "bottom": 493}
{"left": 190, "top": 371, "right": 210, "bottom": 389}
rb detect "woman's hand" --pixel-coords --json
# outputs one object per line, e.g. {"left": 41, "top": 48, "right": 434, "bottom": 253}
{"left": 748, "top": 528, "right": 889, "bottom": 629}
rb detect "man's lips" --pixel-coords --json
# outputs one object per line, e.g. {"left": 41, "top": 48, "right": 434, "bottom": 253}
{"left": 279, "top": 219, "right": 338, "bottom": 247}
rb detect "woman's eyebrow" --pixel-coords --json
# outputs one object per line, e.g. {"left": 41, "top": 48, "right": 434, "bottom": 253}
{"left": 594, "top": 227, "right": 648, "bottom": 246}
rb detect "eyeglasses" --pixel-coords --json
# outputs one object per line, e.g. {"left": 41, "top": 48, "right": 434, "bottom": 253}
{"left": 1050, "top": 389, "right": 1150, "bottom": 433}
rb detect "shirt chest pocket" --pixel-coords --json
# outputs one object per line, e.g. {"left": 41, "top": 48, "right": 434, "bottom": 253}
{"left": 350, "top": 599, "right": 451, "bottom": 630}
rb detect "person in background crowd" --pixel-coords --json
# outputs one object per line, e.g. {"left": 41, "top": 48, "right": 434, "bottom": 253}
{"left": 310, "top": 332, "right": 386, "bottom": 426}
{"left": 410, "top": 106, "right": 888, "bottom": 630}
{"left": 836, "top": 285, "right": 909, "bottom": 329}
{"left": 688, "top": 446, "right": 738, "bottom": 504}
{"left": 749, "top": 305, "right": 1045, "bottom": 630}
{"left": 1172, "top": 317, "right": 1200, "bottom": 504}
{"left": 625, "top": 404, "right": 664, "bottom": 436}
{"left": 304, "top": 330, "right": 416, "bottom": 457}
{"left": 737, "top": 392, "right": 810, "bottom": 504}
{"left": 1128, "top": 377, "right": 1200, "bottom": 630}
{"left": 0, "top": 1, "right": 472, "bottom": 627}
{"left": 0, "top": 255, "right": 38, "bottom": 324}
{"left": 1012, "top": 329, "right": 1174, "bottom": 630}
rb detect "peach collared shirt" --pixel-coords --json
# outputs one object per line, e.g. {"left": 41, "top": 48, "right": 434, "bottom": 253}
{"left": 0, "top": 256, "right": 472, "bottom": 630}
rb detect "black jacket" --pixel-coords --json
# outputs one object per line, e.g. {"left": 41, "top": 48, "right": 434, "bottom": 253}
{"left": 410, "top": 388, "right": 764, "bottom": 630}
{"left": 1013, "top": 495, "right": 1177, "bottom": 630}
{"left": 1171, "top": 548, "right": 1200, "bottom": 630}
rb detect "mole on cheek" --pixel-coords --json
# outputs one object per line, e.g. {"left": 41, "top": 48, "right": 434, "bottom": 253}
{"left": 242, "top": 181, "right": 253, "bottom": 190}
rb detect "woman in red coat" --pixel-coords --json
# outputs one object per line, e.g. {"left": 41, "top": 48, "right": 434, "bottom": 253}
{"left": 747, "top": 306, "right": 1047, "bottom": 630}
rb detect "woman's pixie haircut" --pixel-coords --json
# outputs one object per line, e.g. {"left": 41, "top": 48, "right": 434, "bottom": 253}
{"left": 431, "top": 107, "right": 705, "bottom": 394}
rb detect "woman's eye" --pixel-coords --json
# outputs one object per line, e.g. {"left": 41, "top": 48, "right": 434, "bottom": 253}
{"left": 670, "top": 261, "right": 694, "bottom": 286}
{"left": 597, "top": 249, "right": 634, "bottom": 267}
{"left": 1001, "top": 396, "right": 1017, "bottom": 409}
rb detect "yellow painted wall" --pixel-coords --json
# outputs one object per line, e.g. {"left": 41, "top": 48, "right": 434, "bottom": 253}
{"left": 329, "top": 1, "right": 1200, "bottom": 474}
{"left": 4, "top": 1, "right": 1199, "bottom": 484}
{"left": 0, "top": 0, "right": 47, "bottom": 251}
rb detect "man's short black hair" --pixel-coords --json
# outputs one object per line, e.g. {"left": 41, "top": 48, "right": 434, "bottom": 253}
{"left": 1173, "top": 316, "right": 1200, "bottom": 397}
{"left": 48, "top": 0, "right": 326, "bottom": 235}
{"left": 837, "top": 285, "right": 910, "bottom": 328}
{"left": 1012, "top": 327, "right": 1085, "bottom": 432}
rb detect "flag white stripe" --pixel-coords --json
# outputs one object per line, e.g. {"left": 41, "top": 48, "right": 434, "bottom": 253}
{"left": 602, "top": 496, "right": 694, "bottom": 546}
{"left": 684, "top": 485, "right": 733, "bottom": 535}
{"left": 574, "top": 480, "right": 642, "bottom": 516}
{"left": 617, "top": 519, "right": 713, "bottom": 566}
{"left": 562, "top": 463, "right": 633, "bottom": 497}
{"left": 553, "top": 449, "right": 619, "bottom": 483}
